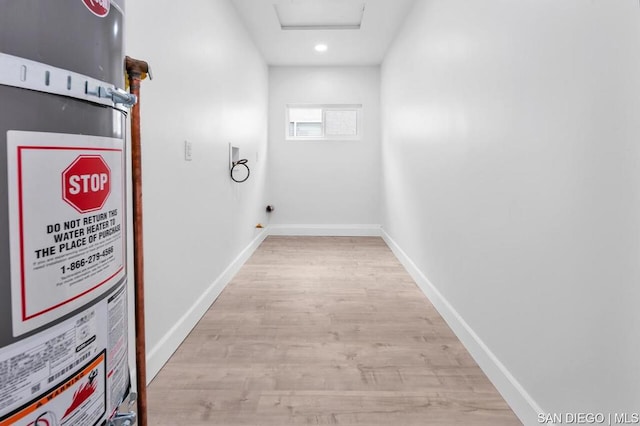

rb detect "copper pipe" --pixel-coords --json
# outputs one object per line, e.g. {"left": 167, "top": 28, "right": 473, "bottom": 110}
{"left": 125, "top": 55, "right": 150, "bottom": 426}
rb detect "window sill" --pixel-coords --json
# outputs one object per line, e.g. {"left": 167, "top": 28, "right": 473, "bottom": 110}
{"left": 285, "top": 137, "right": 361, "bottom": 142}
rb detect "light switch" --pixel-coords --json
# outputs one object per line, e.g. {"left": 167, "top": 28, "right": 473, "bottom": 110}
{"left": 184, "top": 140, "right": 192, "bottom": 161}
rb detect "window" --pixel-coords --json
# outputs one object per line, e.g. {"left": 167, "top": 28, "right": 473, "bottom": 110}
{"left": 287, "top": 105, "right": 361, "bottom": 140}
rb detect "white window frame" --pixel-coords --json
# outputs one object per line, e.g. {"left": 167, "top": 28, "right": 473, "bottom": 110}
{"left": 286, "top": 104, "right": 362, "bottom": 141}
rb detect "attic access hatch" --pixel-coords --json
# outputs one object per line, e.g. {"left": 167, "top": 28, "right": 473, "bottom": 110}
{"left": 274, "top": 1, "right": 366, "bottom": 30}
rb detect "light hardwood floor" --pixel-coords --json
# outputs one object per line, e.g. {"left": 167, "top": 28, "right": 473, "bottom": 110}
{"left": 147, "top": 236, "right": 522, "bottom": 425}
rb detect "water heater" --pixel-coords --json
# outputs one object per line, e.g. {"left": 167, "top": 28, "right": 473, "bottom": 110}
{"left": 0, "top": 1, "right": 136, "bottom": 424}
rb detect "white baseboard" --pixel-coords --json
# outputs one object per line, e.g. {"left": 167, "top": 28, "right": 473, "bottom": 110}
{"left": 268, "top": 224, "right": 381, "bottom": 237}
{"left": 145, "top": 229, "right": 268, "bottom": 383}
{"left": 381, "top": 229, "right": 544, "bottom": 426}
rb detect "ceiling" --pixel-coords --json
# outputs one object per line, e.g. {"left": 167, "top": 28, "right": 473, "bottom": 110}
{"left": 230, "top": 0, "right": 417, "bottom": 66}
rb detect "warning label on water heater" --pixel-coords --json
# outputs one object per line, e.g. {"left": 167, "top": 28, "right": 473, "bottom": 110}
{"left": 0, "top": 351, "right": 107, "bottom": 426}
{"left": 6, "top": 131, "right": 125, "bottom": 336}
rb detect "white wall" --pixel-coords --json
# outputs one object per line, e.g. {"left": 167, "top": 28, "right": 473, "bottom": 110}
{"left": 268, "top": 67, "right": 381, "bottom": 232}
{"left": 126, "top": 0, "right": 269, "bottom": 381}
{"left": 381, "top": 0, "right": 640, "bottom": 423}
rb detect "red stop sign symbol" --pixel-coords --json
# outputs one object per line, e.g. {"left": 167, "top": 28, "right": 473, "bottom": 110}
{"left": 62, "top": 155, "right": 111, "bottom": 213}
{"left": 82, "top": 0, "right": 110, "bottom": 17}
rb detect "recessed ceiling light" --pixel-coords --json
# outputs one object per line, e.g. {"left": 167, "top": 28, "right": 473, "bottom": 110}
{"left": 315, "top": 44, "right": 328, "bottom": 53}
